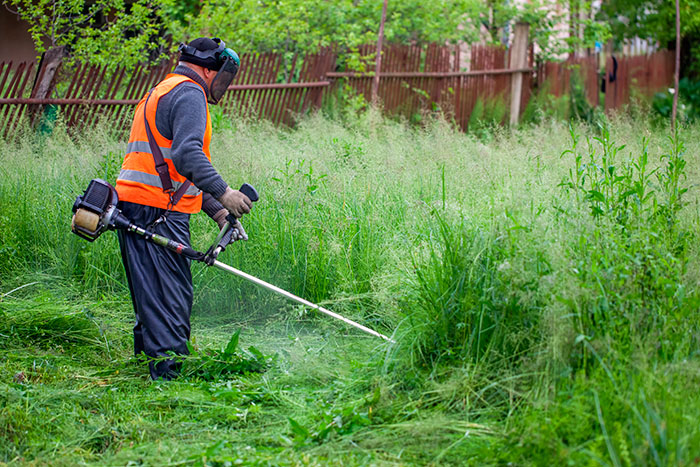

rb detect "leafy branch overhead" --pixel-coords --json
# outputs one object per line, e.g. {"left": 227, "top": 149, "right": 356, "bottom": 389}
{"left": 6, "top": 0, "right": 613, "bottom": 68}
{"left": 5, "top": 0, "right": 174, "bottom": 68}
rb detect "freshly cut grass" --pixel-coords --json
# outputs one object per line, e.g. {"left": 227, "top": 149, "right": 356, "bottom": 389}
{"left": 0, "top": 292, "right": 128, "bottom": 351}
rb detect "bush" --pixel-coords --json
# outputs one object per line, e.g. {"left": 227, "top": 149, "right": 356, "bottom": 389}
{"left": 653, "top": 77, "right": 700, "bottom": 123}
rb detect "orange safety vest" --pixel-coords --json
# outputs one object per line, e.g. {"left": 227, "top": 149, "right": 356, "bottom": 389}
{"left": 116, "top": 74, "right": 212, "bottom": 214}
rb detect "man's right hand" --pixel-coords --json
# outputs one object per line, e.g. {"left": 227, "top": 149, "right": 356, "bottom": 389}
{"left": 217, "top": 187, "right": 252, "bottom": 218}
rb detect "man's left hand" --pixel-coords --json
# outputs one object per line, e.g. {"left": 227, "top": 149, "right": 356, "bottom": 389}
{"left": 212, "top": 208, "right": 248, "bottom": 242}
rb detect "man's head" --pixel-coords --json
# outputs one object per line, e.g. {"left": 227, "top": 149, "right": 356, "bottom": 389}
{"left": 178, "top": 37, "right": 240, "bottom": 105}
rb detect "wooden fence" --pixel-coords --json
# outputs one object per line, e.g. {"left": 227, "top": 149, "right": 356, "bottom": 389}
{"left": 221, "top": 48, "right": 335, "bottom": 126}
{"left": 329, "top": 42, "right": 533, "bottom": 130}
{"left": 538, "top": 55, "right": 600, "bottom": 107}
{"left": 0, "top": 58, "right": 175, "bottom": 138}
{"left": 604, "top": 51, "right": 675, "bottom": 111}
{"left": 0, "top": 51, "right": 334, "bottom": 138}
{"left": 0, "top": 44, "right": 677, "bottom": 137}
{"left": 538, "top": 50, "right": 675, "bottom": 111}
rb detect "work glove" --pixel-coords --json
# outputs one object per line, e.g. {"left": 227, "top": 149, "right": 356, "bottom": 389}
{"left": 212, "top": 208, "right": 248, "bottom": 242}
{"left": 217, "top": 187, "right": 252, "bottom": 218}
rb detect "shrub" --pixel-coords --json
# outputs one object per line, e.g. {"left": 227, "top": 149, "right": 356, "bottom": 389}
{"left": 653, "top": 77, "right": 700, "bottom": 123}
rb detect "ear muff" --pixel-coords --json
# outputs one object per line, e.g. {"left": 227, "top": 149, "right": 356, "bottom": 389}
{"left": 178, "top": 38, "right": 226, "bottom": 66}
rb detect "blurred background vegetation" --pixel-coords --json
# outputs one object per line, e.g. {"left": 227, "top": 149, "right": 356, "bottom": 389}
{"left": 5, "top": 0, "right": 695, "bottom": 73}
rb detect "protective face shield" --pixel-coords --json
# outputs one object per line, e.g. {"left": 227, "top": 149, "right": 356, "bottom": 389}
{"left": 178, "top": 38, "right": 240, "bottom": 105}
{"left": 208, "top": 47, "right": 240, "bottom": 105}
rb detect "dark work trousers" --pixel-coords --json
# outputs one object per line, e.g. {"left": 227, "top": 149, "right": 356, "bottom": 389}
{"left": 117, "top": 201, "right": 193, "bottom": 380}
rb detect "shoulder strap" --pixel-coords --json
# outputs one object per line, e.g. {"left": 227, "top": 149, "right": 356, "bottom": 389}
{"left": 143, "top": 89, "right": 192, "bottom": 207}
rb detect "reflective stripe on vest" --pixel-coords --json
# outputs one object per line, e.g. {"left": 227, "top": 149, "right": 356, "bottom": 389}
{"left": 125, "top": 141, "right": 172, "bottom": 159}
{"left": 115, "top": 74, "right": 212, "bottom": 214}
{"left": 117, "top": 169, "right": 202, "bottom": 196}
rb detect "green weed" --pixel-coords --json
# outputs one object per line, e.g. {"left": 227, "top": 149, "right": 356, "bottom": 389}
{"left": 399, "top": 214, "right": 534, "bottom": 368}
{"left": 179, "top": 330, "right": 276, "bottom": 381}
{"left": 468, "top": 94, "right": 507, "bottom": 140}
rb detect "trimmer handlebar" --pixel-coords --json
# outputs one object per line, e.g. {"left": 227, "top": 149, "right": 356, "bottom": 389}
{"left": 208, "top": 183, "right": 259, "bottom": 265}
{"left": 71, "top": 179, "right": 259, "bottom": 264}
{"left": 240, "top": 183, "right": 259, "bottom": 202}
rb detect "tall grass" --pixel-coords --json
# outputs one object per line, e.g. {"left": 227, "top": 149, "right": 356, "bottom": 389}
{"left": 398, "top": 214, "right": 538, "bottom": 368}
{"left": 1, "top": 109, "right": 699, "bottom": 464}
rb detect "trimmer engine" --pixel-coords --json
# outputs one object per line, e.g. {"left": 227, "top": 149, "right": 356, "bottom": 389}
{"left": 71, "top": 179, "right": 130, "bottom": 241}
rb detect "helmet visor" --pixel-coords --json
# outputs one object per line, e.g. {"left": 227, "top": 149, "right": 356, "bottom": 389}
{"left": 208, "top": 48, "right": 240, "bottom": 105}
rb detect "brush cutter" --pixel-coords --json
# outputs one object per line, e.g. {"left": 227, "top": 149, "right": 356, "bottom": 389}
{"left": 71, "top": 179, "right": 395, "bottom": 343}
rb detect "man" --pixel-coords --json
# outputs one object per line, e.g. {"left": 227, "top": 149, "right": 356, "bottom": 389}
{"left": 115, "top": 37, "right": 250, "bottom": 380}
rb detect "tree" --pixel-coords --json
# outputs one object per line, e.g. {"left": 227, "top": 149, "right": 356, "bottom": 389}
{"left": 4, "top": 0, "right": 176, "bottom": 68}
{"left": 598, "top": 0, "right": 700, "bottom": 74}
{"left": 180, "top": 0, "right": 487, "bottom": 56}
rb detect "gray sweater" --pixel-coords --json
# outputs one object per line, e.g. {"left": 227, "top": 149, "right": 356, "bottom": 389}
{"left": 155, "top": 65, "right": 226, "bottom": 217}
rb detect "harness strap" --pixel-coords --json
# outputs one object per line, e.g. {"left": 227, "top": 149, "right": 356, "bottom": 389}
{"left": 143, "top": 89, "right": 192, "bottom": 208}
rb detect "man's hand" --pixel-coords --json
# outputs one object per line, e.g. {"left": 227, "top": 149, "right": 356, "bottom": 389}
{"left": 230, "top": 219, "right": 248, "bottom": 241}
{"left": 217, "top": 187, "right": 252, "bottom": 218}
{"left": 212, "top": 208, "right": 248, "bottom": 242}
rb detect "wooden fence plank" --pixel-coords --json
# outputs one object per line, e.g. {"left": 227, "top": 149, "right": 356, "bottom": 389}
{"left": 1, "top": 62, "right": 28, "bottom": 137}
{"left": 4, "top": 62, "right": 35, "bottom": 138}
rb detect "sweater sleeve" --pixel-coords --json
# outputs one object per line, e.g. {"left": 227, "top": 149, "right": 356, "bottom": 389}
{"left": 201, "top": 192, "right": 226, "bottom": 218}
{"left": 156, "top": 83, "right": 229, "bottom": 199}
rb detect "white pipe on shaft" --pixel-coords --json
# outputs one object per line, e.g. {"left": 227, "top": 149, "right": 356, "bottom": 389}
{"left": 212, "top": 260, "right": 395, "bottom": 343}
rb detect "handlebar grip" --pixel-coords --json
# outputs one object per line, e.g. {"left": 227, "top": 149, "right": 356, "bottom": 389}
{"left": 240, "top": 183, "right": 259, "bottom": 202}
{"left": 218, "top": 227, "right": 235, "bottom": 249}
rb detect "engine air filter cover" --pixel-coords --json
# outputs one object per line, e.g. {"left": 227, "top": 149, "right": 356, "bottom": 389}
{"left": 71, "top": 179, "right": 120, "bottom": 242}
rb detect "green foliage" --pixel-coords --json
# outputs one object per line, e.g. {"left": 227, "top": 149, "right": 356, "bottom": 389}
{"left": 568, "top": 66, "right": 598, "bottom": 124}
{"left": 522, "top": 67, "right": 601, "bottom": 126}
{"left": 653, "top": 77, "right": 700, "bottom": 123}
{"left": 468, "top": 94, "right": 507, "bottom": 139}
{"left": 501, "top": 361, "right": 700, "bottom": 464}
{"left": 520, "top": 80, "right": 569, "bottom": 125}
{"left": 557, "top": 123, "right": 696, "bottom": 363}
{"left": 5, "top": 0, "right": 615, "bottom": 72}
{"left": 178, "top": 0, "right": 593, "bottom": 66}
{"left": 322, "top": 83, "right": 369, "bottom": 123}
{"left": 400, "top": 215, "right": 535, "bottom": 367}
{"left": 182, "top": 0, "right": 485, "bottom": 58}
{"left": 1, "top": 113, "right": 700, "bottom": 465}
{"left": 5, "top": 0, "right": 175, "bottom": 68}
{"left": 562, "top": 0, "right": 612, "bottom": 53}
{"left": 271, "top": 158, "right": 328, "bottom": 195}
{"left": 598, "top": 0, "right": 700, "bottom": 74}
{"left": 178, "top": 330, "right": 275, "bottom": 380}
{"left": 476, "top": 0, "right": 608, "bottom": 60}
{"left": 286, "top": 388, "right": 379, "bottom": 446}
{"left": 598, "top": 0, "right": 700, "bottom": 46}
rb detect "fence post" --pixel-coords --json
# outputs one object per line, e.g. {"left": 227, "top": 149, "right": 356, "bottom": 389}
{"left": 371, "top": 0, "right": 389, "bottom": 106}
{"left": 509, "top": 22, "right": 529, "bottom": 125}
{"left": 29, "top": 46, "right": 65, "bottom": 122}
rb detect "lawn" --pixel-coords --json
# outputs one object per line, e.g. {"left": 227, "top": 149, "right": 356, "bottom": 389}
{"left": 1, "top": 110, "right": 699, "bottom": 465}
